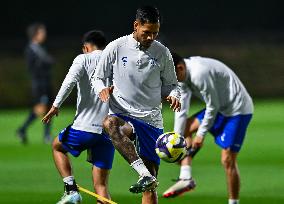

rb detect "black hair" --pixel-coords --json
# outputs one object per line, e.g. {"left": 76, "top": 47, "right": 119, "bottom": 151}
{"left": 82, "top": 30, "right": 106, "bottom": 49}
{"left": 26, "top": 22, "right": 45, "bottom": 40}
{"left": 136, "top": 6, "right": 160, "bottom": 24}
{"left": 171, "top": 52, "right": 185, "bottom": 67}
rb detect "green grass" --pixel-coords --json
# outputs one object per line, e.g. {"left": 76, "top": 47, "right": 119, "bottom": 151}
{"left": 0, "top": 99, "right": 283, "bottom": 204}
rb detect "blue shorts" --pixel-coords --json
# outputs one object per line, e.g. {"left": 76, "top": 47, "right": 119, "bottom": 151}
{"left": 58, "top": 125, "right": 115, "bottom": 169}
{"left": 195, "top": 109, "right": 252, "bottom": 152}
{"left": 113, "top": 114, "right": 163, "bottom": 165}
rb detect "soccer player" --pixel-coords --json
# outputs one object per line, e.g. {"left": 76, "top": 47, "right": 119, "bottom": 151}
{"left": 91, "top": 6, "right": 180, "bottom": 204}
{"left": 42, "top": 30, "right": 115, "bottom": 204}
{"left": 17, "top": 23, "right": 54, "bottom": 144}
{"left": 163, "top": 53, "right": 254, "bottom": 204}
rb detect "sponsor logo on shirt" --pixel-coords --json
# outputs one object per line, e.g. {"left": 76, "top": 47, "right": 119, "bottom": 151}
{"left": 122, "top": 56, "right": 127, "bottom": 67}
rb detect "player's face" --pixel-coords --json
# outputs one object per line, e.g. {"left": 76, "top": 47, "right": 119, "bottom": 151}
{"left": 36, "top": 28, "right": 47, "bottom": 43}
{"left": 175, "top": 63, "right": 187, "bottom": 82}
{"left": 134, "top": 21, "right": 160, "bottom": 48}
{"left": 38, "top": 28, "right": 46, "bottom": 43}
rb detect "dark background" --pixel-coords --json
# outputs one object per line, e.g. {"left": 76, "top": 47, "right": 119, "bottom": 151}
{"left": 0, "top": 0, "right": 284, "bottom": 107}
{"left": 1, "top": 0, "right": 284, "bottom": 37}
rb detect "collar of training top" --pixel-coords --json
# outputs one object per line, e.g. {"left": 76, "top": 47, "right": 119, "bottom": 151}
{"left": 91, "top": 50, "right": 103, "bottom": 54}
{"left": 128, "top": 33, "right": 152, "bottom": 50}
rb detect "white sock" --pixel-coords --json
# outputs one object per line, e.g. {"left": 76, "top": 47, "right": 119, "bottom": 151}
{"left": 229, "top": 199, "right": 239, "bottom": 204}
{"left": 179, "top": 165, "right": 192, "bottom": 180}
{"left": 130, "top": 158, "right": 152, "bottom": 177}
{"left": 63, "top": 176, "right": 75, "bottom": 185}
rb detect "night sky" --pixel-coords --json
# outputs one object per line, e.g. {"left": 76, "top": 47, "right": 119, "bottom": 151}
{"left": 1, "top": 0, "right": 283, "bottom": 38}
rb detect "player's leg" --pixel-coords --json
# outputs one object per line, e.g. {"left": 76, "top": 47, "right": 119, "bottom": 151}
{"left": 92, "top": 167, "right": 111, "bottom": 203}
{"left": 42, "top": 93, "right": 52, "bottom": 144}
{"left": 163, "top": 116, "right": 199, "bottom": 198}
{"left": 88, "top": 132, "right": 115, "bottom": 203}
{"left": 221, "top": 149, "right": 240, "bottom": 202}
{"left": 17, "top": 82, "right": 43, "bottom": 143}
{"left": 16, "top": 110, "right": 37, "bottom": 144}
{"left": 44, "top": 122, "right": 52, "bottom": 144}
{"left": 33, "top": 102, "right": 51, "bottom": 144}
{"left": 140, "top": 157, "right": 159, "bottom": 204}
{"left": 53, "top": 127, "right": 87, "bottom": 204}
{"left": 52, "top": 137, "right": 82, "bottom": 204}
{"left": 103, "top": 115, "right": 156, "bottom": 191}
{"left": 181, "top": 116, "right": 200, "bottom": 177}
{"left": 119, "top": 116, "right": 162, "bottom": 200}
{"left": 52, "top": 136, "right": 72, "bottom": 177}
{"left": 216, "top": 114, "right": 252, "bottom": 204}
{"left": 103, "top": 115, "right": 140, "bottom": 163}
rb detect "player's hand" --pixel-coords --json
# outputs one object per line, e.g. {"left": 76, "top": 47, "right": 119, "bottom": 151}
{"left": 99, "top": 86, "right": 114, "bottom": 102}
{"left": 41, "top": 106, "right": 59, "bottom": 124}
{"left": 166, "top": 96, "right": 181, "bottom": 112}
{"left": 192, "top": 135, "right": 204, "bottom": 149}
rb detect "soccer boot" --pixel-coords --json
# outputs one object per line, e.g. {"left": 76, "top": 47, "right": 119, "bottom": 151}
{"left": 56, "top": 191, "right": 82, "bottom": 204}
{"left": 163, "top": 178, "right": 196, "bottom": 198}
{"left": 129, "top": 176, "right": 159, "bottom": 193}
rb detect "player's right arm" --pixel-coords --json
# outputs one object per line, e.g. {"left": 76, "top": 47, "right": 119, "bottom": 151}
{"left": 91, "top": 42, "right": 116, "bottom": 102}
{"left": 42, "top": 55, "right": 85, "bottom": 123}
{"left": 191, "top": 73, "right": 220, "bottom": 148}
{"left": 174, "top": 83, "right": 192, "bottom": 137}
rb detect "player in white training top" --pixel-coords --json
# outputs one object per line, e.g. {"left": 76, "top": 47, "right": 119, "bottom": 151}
{"left": 42, "top": 31, "right": 115, "bottom": 204}
{"left": 163, "top": 53, "right": 253, "bottom": 204}
{"left": 91, "top": 6, "right": 180, "bottom": 204}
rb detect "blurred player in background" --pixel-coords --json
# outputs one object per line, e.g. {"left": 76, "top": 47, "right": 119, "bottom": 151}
{"left": 17, "top": 23, "right": 54, "bottom": 144}
{"left": 163, "top": 53, "right": 253, "bottom": 204}
{"left": 91, "top": 6, "right": 180, "bottom": 204}
{"left": 42, "top": 30, "right": 115, "bottom": 204}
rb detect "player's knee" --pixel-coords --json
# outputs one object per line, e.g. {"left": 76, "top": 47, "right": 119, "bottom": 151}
{"left": 186, "top": 117, "right": 199, "bottom": 136}
{"left": 52, "top": 137, "right": 64, "bottom": 152}
{"left": 52, "top": 137, "right": 59, "bottom": 149}
{"left": 103, "top": 116, "right": 118, "bottom": 132}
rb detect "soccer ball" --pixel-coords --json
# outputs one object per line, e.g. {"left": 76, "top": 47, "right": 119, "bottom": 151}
{"left": 155, "top": 132, "right": 187, "bottom": 163}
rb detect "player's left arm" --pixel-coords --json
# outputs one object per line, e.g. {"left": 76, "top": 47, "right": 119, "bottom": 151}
{"left": 161, "top": 48, "right": 181, "bottom": 112}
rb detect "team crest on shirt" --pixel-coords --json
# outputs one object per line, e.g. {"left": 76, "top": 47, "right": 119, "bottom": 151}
{"left": 150, "top": 57, "right": 158, "bottom": 66}
{"left": 122, "top": 56, "right": 127, "bottom": 68}
{"left": 136, "top": 59, "right": 142, "bottom": 67}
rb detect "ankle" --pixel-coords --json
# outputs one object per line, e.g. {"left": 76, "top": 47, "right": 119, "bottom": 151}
{"left": 179, "top": 165, "right": 192, "bottom": 180}
{"left": 63, "top": 176, "right": 78, "bottom": 193}
{"left": 130, "top": 158, "right": 152, "bottom": 177}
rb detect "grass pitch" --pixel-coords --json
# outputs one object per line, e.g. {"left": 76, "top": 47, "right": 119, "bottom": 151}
{"left": 0, "top": 99, "right": 283, "bottom": 204}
